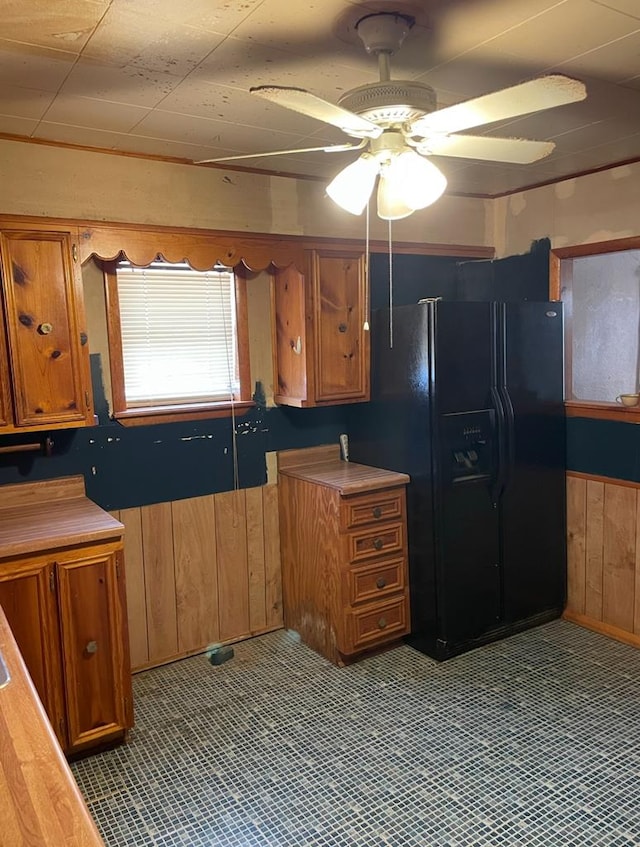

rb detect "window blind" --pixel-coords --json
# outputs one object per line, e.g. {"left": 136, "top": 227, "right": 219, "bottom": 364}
{"left": 115, "top": 263, "right": 239, "bottom": 406}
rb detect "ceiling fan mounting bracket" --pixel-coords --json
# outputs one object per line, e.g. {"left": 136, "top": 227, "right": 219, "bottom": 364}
{"left": 354, "top": 12, "right": 415, "bottom": 56}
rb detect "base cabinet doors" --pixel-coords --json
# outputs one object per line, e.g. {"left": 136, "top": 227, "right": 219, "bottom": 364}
{"left": 0, "top": 541, "right": 133, "bottom": 755}
{"left": 57, "top": 548, "right": 133, "bottom": 753}
{"left": 0, "top": 560, "right": 66, "bottom": 745}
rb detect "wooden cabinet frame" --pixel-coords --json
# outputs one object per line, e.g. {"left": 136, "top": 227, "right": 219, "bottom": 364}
{"left": 0, "top": 222, "right": 93, "bottom": 433}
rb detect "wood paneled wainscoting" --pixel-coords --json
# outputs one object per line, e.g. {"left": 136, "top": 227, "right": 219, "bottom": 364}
{"left": 566, "top": 472, "right": 640, "bottom": 648}
{"left": 111, "top": 485, "right": 282, "bottom": 672}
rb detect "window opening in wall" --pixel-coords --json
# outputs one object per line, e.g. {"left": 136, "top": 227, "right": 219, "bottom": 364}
{"left": 570, "top": 250, "right": 640, "bottom": 403}
{"left": 104, "top": 257, "right": 251, "bottom": 424}
{"left": 557, "top": 241, "right": 640, "bottom": 419}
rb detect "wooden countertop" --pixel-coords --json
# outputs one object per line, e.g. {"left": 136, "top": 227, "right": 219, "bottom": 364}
{"left": 0, "top": 604, "right": 105, "bottom": 846}
{"left": 0, "top": 476, "right": 122, "bottom": 559}
{"left": 278, "top": 447, "right": 409, "bottom": 496}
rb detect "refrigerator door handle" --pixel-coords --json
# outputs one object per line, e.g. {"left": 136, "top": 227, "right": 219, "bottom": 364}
{"left": 500, "top": 385, "right": 516, "bottom": 493}
{"left": 490, "top": 384, "right": 507, "bottom": 504}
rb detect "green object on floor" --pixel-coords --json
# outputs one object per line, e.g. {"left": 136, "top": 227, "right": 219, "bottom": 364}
{"left": 207, "top": 645, "right": 234, "bottom": 666}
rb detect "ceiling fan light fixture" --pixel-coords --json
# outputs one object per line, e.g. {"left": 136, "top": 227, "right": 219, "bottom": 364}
{"left": 386, "top": 150, "right": 447, "bottom": 211}
{"left": 326, "top": 153, "right": 379, "bottom": 215}
{"left": 377, "top": 172, "right": 413, "bottom": 220}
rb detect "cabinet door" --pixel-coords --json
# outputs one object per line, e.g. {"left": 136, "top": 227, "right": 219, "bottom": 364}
{"left": 0, "top": 294, "right": 13, "bottom": 428}
{"left": 0, "top": 560, "right": 66, "bottom": 745}
{"left": 0, "top": 229, "right": 90, "bottom": 428}
{"left": 273, "top": 264, "right": 309, "bottom": 405}
{"left": 56, "top": 549, "right": 133, "bottom": 753}
{"left": 312, "top": 250, "right": 369, "bottom": 403}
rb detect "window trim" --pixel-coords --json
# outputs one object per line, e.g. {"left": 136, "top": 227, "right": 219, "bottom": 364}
{"left": 551, "top": 236, "right": 640, "bottom": 422}
{"left": 103, "top": 260, "right": 252, "bottom": 426}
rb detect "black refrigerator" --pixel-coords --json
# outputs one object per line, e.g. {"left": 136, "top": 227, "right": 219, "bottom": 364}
{"left": 347, "top": 299, "right": 566, "bottom": 660}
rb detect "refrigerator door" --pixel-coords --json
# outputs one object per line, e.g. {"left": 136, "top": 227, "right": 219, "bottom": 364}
{"left": 432, "top": 302, "right": 501, "bottom": 650}
{"left": 499, "top": 302, "right": 566, "bottom": 622}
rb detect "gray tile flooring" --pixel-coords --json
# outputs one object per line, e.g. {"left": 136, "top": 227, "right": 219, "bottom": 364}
{"left": 72, "top": 622, "right": 640, "bottom": 846}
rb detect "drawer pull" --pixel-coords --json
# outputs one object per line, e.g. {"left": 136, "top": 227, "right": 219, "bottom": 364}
{"left": 85, "top": 640, "right": 98, "bottom": 655}
{"left": 373, "top": 537, "right": 383, "bottom": 550}
{"left": 377, "top": 617, "right": 387, "bottom": 630}
{"left": 376, "top": 577, "right": 387, "bottom": 589}
{"left": 372, "top": 506, "right": 382, "bottom": 519}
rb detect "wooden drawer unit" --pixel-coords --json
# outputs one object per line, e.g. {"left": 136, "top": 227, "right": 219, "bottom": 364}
{"left": 347, "top": 557, "right": 406, "bottom": 605}
{"left": 347, "top": 522, "right": 405, "bottom": 563}
{"left": 347, "top": 597, "right": 408, "bottom": 653}
{"left": 341, "top": 488, "right": 405, "bottom": 529}
{"left": 278, "top": 446, "right": 410, "bottom": 665}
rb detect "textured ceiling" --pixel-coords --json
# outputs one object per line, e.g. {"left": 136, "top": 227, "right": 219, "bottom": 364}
{"left": 1, "top": 0, "right": 640, "bottom": 196}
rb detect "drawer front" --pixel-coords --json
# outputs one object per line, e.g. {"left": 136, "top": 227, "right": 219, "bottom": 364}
{"left": 347, "top": 523, "right": 404, "bottom": 563}
{"left": 341, "top": 488, "right": 404, "bottom": 530}
{"left": 347, "top": 557, "right": 406, "bottom": 605}
{"left": 345, "top": 596, "right": 408, "bottom": 653}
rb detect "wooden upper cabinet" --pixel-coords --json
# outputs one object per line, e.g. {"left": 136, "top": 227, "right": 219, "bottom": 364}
{"left": 273, "top": 249, "right": 369, "bottom": 407}
{"left": 0, "top": 227, "right": 93, "bottom": 431}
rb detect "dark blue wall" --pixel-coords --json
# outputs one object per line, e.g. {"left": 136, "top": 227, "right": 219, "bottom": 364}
{"left": 566, "top": 417, "right": 640, "bottom": 483}
{"left": 0, "top": 242, "right": 621, "bottom": 507}
{"left": 0, "top": 367, "right": 350, "bottom": 511}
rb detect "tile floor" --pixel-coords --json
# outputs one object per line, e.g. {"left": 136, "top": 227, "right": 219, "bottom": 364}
{"left": 72, "top": 622, "right": 640, "bottom": 846}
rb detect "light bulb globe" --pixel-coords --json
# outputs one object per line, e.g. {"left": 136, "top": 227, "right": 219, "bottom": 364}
{"left": 326, "top": 155, "right": 379, "bottom": 215}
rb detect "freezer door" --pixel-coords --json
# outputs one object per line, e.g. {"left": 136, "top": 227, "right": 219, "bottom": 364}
{"left": 499, "top": 302, "right": 566, "bottom": 622}
{"left": 433, "top": 303, "right": 501, "bottom": 647}
{"left": 437, "top": 410, "right": 501, "bottom": 645}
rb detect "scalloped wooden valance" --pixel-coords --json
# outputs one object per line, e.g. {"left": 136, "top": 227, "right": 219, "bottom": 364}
{"left": 77, "top": 224, "right": 307, "bottom": 273}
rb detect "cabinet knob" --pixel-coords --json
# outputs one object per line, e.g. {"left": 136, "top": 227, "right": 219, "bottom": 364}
{"left": 373, "top": 537, "right": 383, "bottom": 550}
{"left": 376, "top": 577, "right": 386, "bottom": 589}
{"left": 38, "top": 322, "right": 53, "bottom": 335}
{"left": 377, "top": 617, "right": 387, "bottom": 630}
{"left": 85, "top": 640, "right": 98, "bottom": 655}
{"left": 338, "top": 323, "right": 347, "bottom": 333}
{"left": 372, "top": 506, "right": 382, "bottom": 519}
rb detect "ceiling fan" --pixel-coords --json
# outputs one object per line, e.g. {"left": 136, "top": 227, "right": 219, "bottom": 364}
{"left": 198, "top": 11, "right": 587, "bottom": 220}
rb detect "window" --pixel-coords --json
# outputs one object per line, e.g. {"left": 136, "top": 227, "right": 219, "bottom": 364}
{"left": 554, "top": 239, "right": 640, "bottom": 420}
{"left": 104, "top": 259, "right": 251, "bottom": 424}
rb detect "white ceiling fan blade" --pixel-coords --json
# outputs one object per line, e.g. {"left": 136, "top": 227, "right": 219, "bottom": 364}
{"left": 410, "top": 74, "right": 586, "bottom": 136}
{"left": 420, "top": 134, "right": 555, "bottom": 164}
{"left": 195, "top": 140, "right": 366, "bottom": 164}
{"left": 251, "top": 86, "right": 383, "bottom": 139}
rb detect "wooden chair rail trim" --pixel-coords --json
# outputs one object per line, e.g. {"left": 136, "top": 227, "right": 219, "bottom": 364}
{"left": 566, "top": 470, "right": 640, "bottom": 490}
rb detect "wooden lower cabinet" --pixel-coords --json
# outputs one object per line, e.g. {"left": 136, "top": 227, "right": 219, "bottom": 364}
{"left": 0, "top": 540, "right": 133, "bottom": 755}
{"left": 278, "top": 450, "right": 410, "bottom": 665}
{"left": 0, "top": 559, "right": 65, "bottom": 736}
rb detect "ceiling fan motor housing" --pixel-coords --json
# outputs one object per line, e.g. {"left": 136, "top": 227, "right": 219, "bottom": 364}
{"left": 338, "top": 81, "right": 437, "bottom": 126}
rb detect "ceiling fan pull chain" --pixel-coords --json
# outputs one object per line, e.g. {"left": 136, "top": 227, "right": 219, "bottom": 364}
{"left": 388, "top": 218, "right": 393, "bottom": 349}
{"left": 364, "top": 201, "right": 370, "bottom": 332}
